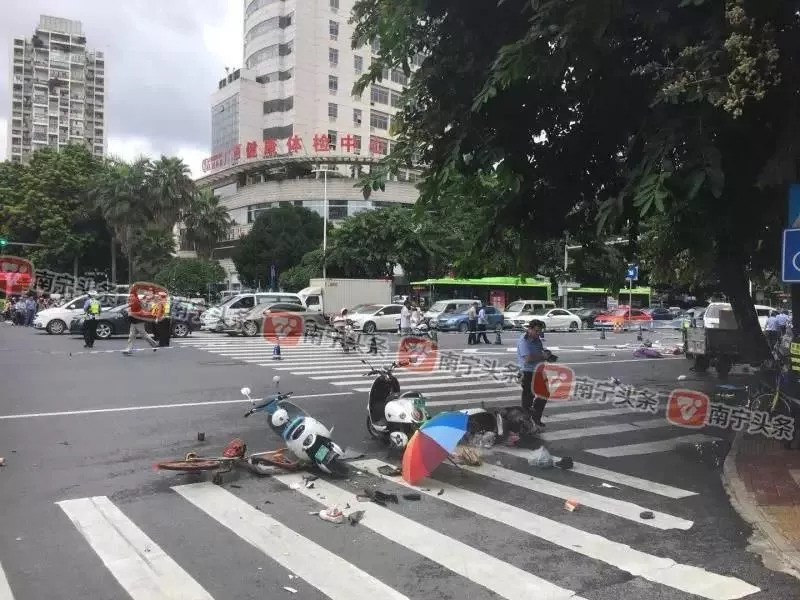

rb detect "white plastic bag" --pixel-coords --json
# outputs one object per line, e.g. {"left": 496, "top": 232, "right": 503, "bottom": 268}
{"left": 528, "top": 445, "right": 554, "bottom": 469}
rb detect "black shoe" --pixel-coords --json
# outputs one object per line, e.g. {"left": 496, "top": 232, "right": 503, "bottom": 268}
{"left": 534, "top": 419, "right": 546, "bottom": 429}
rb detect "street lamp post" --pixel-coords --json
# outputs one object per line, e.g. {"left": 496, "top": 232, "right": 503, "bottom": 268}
{"left": 311, "top": 167, "right": 330, "bottom": 282}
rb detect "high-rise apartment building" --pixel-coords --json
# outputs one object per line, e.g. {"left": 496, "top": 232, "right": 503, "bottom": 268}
{"left": 207, "top": 0, "right": 420, "bottom": 168}
{"left": 8, "top": 15, "right": 106, "bottom": 163}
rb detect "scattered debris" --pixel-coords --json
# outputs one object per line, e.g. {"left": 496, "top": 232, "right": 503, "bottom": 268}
{"left": 318, "top": 506, "right": 344, "bottom": 524}
{"left": 437, "top": 488, "right": 445, "bottom": 496}
{"left": 345, "top": 503, "right": 351, "bottom": 509}
{"left": 633, "top": 347, "right": 663, "bottom": 359}
{"left": 555, "top": 457, "right": 573, "bottom": 470}
{"left": 610, "top": 377, "right": 621, "bottom": 385}
{"left": 290, "top": 482, "right": 302, "bottom": 491}
{"left": 348, "top": 510, "right": 365, "bottom": 526}
{"left": 283, "top": 586, "right": 298, "bottom": 594}
{"left": 504, "top": 432, "right": 521, "bottom": 447}
{"left": 288, "top": 574, "right": 296, "bottom": 580}
{"left": 257, "top": 567, "right": 263, "bottom": 571}
{"left": 377, "top": 465, "right": 402, "bottom": 477}
{"left": 452, "top": 447, "right": 482, "bottom": 466}
{"left": 303, "top": 475, "right": 319, "bottom": 483}
{"left": 0, "top": 458, "right": 5, "bottom": 467}
{"left": 600, "top": 483, "right": 619, "bottom": 489}
{"left": 528, "top": 446, "right": 554, "bottom": 469}
{"left": 197, "top": 432, "right": 205, "bottom": 442}
{"left": 230, "top": 484, "right": 242, "bottom": 489}
{"left": 305, "top": 482, "right": 315, "bottom": 489}
{"left": 421, "top": 488, "right": 431, "bottom": 492}
{"left": 264, "top": 500, "right": 272, "bottom": 504}
{"left": 640, "top": 511, "right": 655, "bottom": 520}
{"left": 60, "top": 441, "right": 70, "bottom": 446}
{"left": 564, "top": 499, "right": 580, "bottom": 512}
{"left": 15, "top": 537, "right": 22, "bottom": 542}
{"left": 371, "top": 490, "right": 399, "bottom": 506}
{"left": 355, "top": 471, "right": 364, "bottom": 476}
{"left": 677, "top": 375, "right": 688, "bottom": 381}
{"left": 402, "top": 493, "right": 421, "bottom": 501}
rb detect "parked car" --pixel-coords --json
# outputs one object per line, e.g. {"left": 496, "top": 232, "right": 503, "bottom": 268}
{"left": 502, "top": 300, "right": 557, "bottom": 329}
{"left": 593, "top": 308, "right": 653, "bottom": 330}
{"left": 33, "top": 293, "right": 128, "bottom": 334}
{"left": 204, "top": 292, "right": 304, "bottom": 332}
{"left": 423, "top": 299, "right": 475, "bottom": 325}
{"left": 703, "top": 302, "right": 778, "bottom": 330}
{"left": 350, "top": 304, "right": 404, "bottom": 333}
{"left": 572, "top": 307, "right": 608, "bottom": 329}
{"left": 644, "top": 307, "right": 675, "bottom": 320}
{"left": 508, "top": 308, "right": 582, "bottom": 331}
{"left": 69, "top": 304, "right": 200, "bottom": 339}
{"left": 436, "top": 305, "right": 505, "bottom": 332}
{"left": 227, "top": 303, "right": 327, "bottom": 337}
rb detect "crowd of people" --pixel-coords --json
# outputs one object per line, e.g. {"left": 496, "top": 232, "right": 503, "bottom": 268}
{"left": 0, "top": 294, "right": 56, "bottom": 326}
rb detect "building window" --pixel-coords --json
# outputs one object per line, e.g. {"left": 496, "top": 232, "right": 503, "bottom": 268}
{"left": 329, "top": 48, "right": 338, "bottom": 67}
{"left": 391, "top": 69, "right": 409, "bottom": 86}
{"left": 371, "top": 38, "right": 380, "bottom": 54}
{"left": 328, "top": 103, "right": 338, "bottom": 119}
{"left": 330, "top": 0, "right": 339, "bottom": 8}
{"left": 329, "top": 200, "right": 348, "bottom": 220}
{"left": 328, "top": 75, "right": 338, "bottom": 94}
{"left": 328, "top": 130, "right": 337, "bottom": 149}
{"left": 255, "top": 68, "right": 293, "bottom": 84}
{"left": 390, "top": 91, "right": 402, "bottom": 108}
{"left": 370, "top": 136, "right": 389, "bottom": 155}
{"left": 353, "top": 108, "right": 362, "bottom": 125}
{"left": 246, "top": 42, "right": 293, "bottom": 68}
{"left": 370, "top": 85, "right": 389, "bottom": 105}
{"left": 354, "top": 55, "right": 363, "bottom": 73}
{"left": 245, "top": 13, "right": 294, "bottom": 42}
{"left": 262, "top": 124, "right": 293, "bottom": 139}
{"left": 329, "top": 20, "right": 339, "bottom": 40}
{"left": 263, "top": 96, "right": 294, "bottom": 114}
{"left": 370, "top": 110, "right": 389, "bottom": 130}
{"left": 353, "top": 134, "right": 362, "bottom": 152}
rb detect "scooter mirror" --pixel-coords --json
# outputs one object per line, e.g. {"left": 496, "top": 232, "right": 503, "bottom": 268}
{"left": 240, "top": 387, "right": 251, "bottom": 397}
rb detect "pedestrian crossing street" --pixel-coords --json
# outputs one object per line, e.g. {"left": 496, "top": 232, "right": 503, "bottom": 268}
{"left": 172, "top": 334, "right": 722, "bottom": 461}
{"left": 2, "top": 452, "right": 762, "bottom": 600}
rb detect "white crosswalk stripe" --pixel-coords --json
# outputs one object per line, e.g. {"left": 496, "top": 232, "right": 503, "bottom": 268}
{"left": 0, "top": 560, "right": 15, "bottom": 600}
{"left": 35, "top": 452, "right": 758, "bottom": 600}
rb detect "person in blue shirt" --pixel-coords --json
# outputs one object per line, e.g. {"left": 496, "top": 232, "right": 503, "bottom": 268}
{"left": 765, "top": 313, "right": 779, "bottom": 350}
{"left": 776, "top": 310, "right": 790, "bottom": 335}
{"left": 517, "top": 319, "right": 551, "bottom": 427}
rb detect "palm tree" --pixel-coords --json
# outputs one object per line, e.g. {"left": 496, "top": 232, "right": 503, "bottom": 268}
{"left": 184, "top": 188, "right": 233, "bottom": 259}
{"left": 148, "top": 156, "right": 195, "bottom": 230}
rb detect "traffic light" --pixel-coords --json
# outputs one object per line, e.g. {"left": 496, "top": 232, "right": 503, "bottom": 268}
{"left": 0, "top": 237, "right": 7, "bottom": 248}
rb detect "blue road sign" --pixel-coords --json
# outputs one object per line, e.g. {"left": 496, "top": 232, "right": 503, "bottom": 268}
{"left": 782, "top": 229, "right": 800, "bottom": 282}
{"left": 626, "top": 265, "right": 639, "bottom": 281}
{"left": 790, "top": 184, "right": 800, "bottom": 228}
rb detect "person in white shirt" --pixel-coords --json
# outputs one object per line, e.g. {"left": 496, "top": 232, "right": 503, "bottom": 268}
{"left": 476, "top": 305, "right": 490, "bottom": 343}
{"left": 410, "top": 306, "right": 422, "bottom": 328}
{"left": 400, "top": 300, "right": 412, "bottom": 336}
{"left": 466, "top": 303, "right": 478, "bottom": 344}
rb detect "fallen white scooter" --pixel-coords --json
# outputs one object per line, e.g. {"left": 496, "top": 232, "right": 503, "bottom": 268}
{"left": 242, "top": 376, "right": 350, "bottom": 477}
{"left": 363, "top": 359, "right": 429, "bottom": 449}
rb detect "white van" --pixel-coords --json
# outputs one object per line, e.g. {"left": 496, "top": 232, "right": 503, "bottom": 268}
{"left": 423, "top": 299, "right": 475, "bottom": 324}
{"left": 213, "top": 292, "right": 304, "bottom": 332}
{"left": 33, "top": 293, "right": 129, "bottom": 334}
{"left": 502, "top": 300, "right": 557, "bottom": 329}
{"left": 703, "top": 302, "right": 778, "bottom": 330}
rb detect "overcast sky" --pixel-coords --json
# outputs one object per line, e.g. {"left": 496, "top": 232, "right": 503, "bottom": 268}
{"left": 0, "top": 0, "right": 243, "bottom": 177}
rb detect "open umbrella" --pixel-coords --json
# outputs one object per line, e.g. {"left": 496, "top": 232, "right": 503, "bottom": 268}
{"left": 402, "top": 411, "right": 468, "bottom": 484}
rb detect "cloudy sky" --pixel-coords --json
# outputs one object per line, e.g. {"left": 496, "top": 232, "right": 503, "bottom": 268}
{"left": 0, "top": 0, "right": 243, "bottom": 177}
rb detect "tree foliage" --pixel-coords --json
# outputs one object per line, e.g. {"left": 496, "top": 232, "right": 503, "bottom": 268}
{"left": 279, "top": 248, "right": 326, "bottom": 292}
{"left": 351, "top": 0, "right": 800, "bottom": 358}
{"left": 154, "top": 258, "right": 225, "bottom": 297}
{"left": 233, "top": 205, "right": 323, "bottom": 287}
{"left": 183, "top": 188, "right": 233, "bottom": 260}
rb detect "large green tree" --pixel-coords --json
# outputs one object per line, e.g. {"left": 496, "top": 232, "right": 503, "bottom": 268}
{"left": 233, "top": 205, "right": 324, "bottom": 287}
{"left": 183, "top": 188, "right": 233, "bottom": 259}
{"left": 154, "top": 258, "right": 225, "bottom": 296}
{"left": 352, "top": 0, "right": 797, "bottom": 359}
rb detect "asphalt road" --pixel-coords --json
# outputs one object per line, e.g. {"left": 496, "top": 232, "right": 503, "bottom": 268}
{"left": 1, "top": 323, "right": 799, "bottom": 600}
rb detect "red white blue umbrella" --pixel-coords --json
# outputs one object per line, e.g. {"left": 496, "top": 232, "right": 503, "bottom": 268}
{"left": 402, "top": 411, "right": 468, "bottom": 484}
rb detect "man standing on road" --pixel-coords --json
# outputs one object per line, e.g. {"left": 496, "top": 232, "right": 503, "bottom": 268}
{"left": 400, "top": 299, "right": 412, "bottom": 336}
{"left": 82, "top": 290, "right": 101, "bottom": 348}
{"left": 154, "top": 292, "right": 172, "bottom": 347}
{"left": 467, "top": 302, "right": 478, "bottom": 345}
{"left": 123, "top": 286, "right": 157, "bottom": 355}
{"left": 776, "top": 310, "right": 790, "bottom": 337}
{"left": 24, "top": 294, "right": 36, "bottom": 326}
{"left": 476, "top": 304, "right": 490, "bottom": 344}
{"left": 517, "top": 319, "right": 551, "bottom": 429}
{"left": 765, "top": 312, "right": 779, "bottom": 350}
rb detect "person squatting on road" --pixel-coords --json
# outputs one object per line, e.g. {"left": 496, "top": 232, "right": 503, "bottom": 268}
{"left": 82, "top": 290, "right": 101, "bottom": 348}
{"left": 123, "top": 285, "right": 158, "bottom": 355}
{"left": 517, "top": 319, "right": 552, "bottom": 430}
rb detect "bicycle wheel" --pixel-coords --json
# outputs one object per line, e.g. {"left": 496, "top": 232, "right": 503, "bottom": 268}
{"left": 749, "top": 392, "right": 778, "bottom": 414}
{"left": 252, "top": 449, "right": 301, "bottom": 471}
{"left": 155, "top": 457, "right": 223, "bottom": 472}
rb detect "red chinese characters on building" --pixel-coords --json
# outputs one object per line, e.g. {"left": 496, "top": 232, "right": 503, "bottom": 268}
{"left": 246, "top": 141, "right": 258, "bottom": 159}
{"left": 232, "top": 144, "right": 241, "bottom": 161}
{"left": 369, "top": 136, "right": 388, "bottom": 156}
{"left": 312, "top": 134, "right": 330, "bottom": 152}
{"left": 263, "top": 139, "right": 278, "bottom": 156}
{"left": 340, "top": 134, "right": 356, "bottom": 152}
{"left": 286, "top": 135, "right": 303, "bottom": 154}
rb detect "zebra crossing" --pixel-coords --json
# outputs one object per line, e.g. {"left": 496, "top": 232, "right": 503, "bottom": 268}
{"left": 172, "top": 333, "right": 723, "bottom": 461}
{"left": 0, "top": 448, "right": 762, "bottom": 599}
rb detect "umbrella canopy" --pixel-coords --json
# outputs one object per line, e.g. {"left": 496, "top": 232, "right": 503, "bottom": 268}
{"left": 402, "top": 411, "right": 468, "bottom": 484}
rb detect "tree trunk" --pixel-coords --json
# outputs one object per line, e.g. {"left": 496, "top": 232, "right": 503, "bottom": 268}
{"left": 717, "top": 242, "right": 770, "bottom": 363}
{"left": 110, "top": 238, "right": 117, "bottom": 284}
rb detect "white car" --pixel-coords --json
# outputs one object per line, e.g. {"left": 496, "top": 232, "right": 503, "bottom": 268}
{"left": 703, "top": 303, "right": 778, "bottom": 330}
{"left": 510, "top": 308, "right": 582, "bottom": 331}
{"left": 32, "top": 293, "right": 128, "bottom": 334}
{"left": 349, "top": 303, "right": 403, "bottom": 333}
{"left": 502, "top": 300, "right": 557, "bottom": 328}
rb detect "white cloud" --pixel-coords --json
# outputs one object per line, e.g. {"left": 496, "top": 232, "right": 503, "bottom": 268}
{"left": 203, "top": 0, "right": 244, "bottom": 72}
{"left": 108, "top": 136, "right": 208, "bottom": 179}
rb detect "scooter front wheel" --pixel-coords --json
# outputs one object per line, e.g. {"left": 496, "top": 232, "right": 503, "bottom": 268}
{"left": 366, "top": 415, "right": 390, "bottom": 440}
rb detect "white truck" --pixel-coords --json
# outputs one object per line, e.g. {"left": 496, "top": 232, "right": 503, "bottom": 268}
{"left": 299, "top": 278, "right": 393, "bottom": 318}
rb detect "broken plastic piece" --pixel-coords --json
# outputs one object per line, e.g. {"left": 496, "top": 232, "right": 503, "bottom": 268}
{"left": 283, "top": 586, "right": 298, "bottom": 594}
{"left": 290, "top": 482, "right": 301, "bottom": 490}
{"left": 0, "top": 457, "right": 5, "bottom": 467}
{"left": 371, "top": 490, "right": 399, "bottom": 505}
{"left": 564, "top": 499, "right": 580, "bottom": 512}
{"left": 377, "top": 465, "right": 402, "bottom": 477}
{"left": 600, "top": 483, "right": 619, "bottom": 489}
{"left": 402, "top": 493, "right": 421, "bottom": 501}
{"left": 197, "top": 432, "right": 205, "bottom": 442}
{"left": 677, "top": 375, "right": 687, "bottom": 381}
{"left": 640, "top": 511, "right": 655, "bottom": 520}
{"left": 555, "top": 457, "right": 573, "bottom": 470}
{"left": 348, "top": 510, "right": 365, "bottom": 525}
{"left": 437, "top": 488, "right": 445, "bottom": 496}
{"left": 318, "top": 506, "right": 344, "bottom": 524}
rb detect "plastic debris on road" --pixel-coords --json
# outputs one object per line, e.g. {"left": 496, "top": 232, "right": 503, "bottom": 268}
{"left": 318, "top": 506, "right": 344, "bottom": 524}
{"left": 600, "top": 482, "right": 619, "bottom": 489}
{"left": 348, "top": 510, "right": 365, "bottom": 526}
{"left": 640, "top": 511, "right": 655, "bottom": 520}
{"left": 283, "top": 586, "right": 298, "bottom": 593}
{"left": 528, "top": 446, "right": 554, "bottom": 469}
{"left": 377, "top": 465, "right": 401, "bottom": 477}
{"left": 564, "top": 499, "right": 580, "bottom": 512}
{"left": 452, "top": 446, "right": 482, "bottom": 466}
{"left": 555, "top": 456, "right": 573, "bottom": 470}
{"left": 677, "top": 374, "right": 688, "bottom": 381}
{"left": 0, "top": 457, "right": 5, "bottom": 467}
{"left": 402, "top": 492, "right": 421, "bottom": 501}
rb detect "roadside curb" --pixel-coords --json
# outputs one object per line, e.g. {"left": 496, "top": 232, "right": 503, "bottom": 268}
{"left": 722, "top": 431, "right": 800, "bottom": 579}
